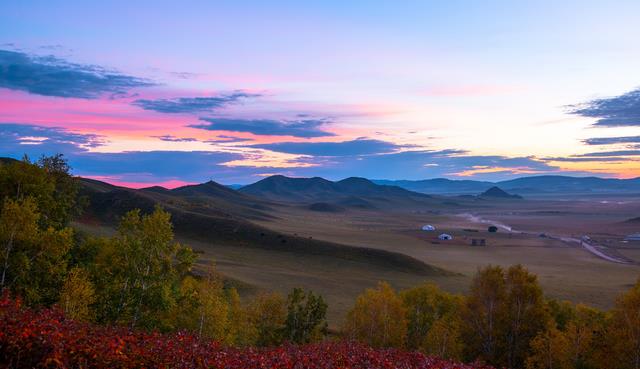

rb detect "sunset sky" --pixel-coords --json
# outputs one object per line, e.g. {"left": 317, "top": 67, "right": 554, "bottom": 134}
{"left": 1, "top": 0, "right": 640, "bottom": 187}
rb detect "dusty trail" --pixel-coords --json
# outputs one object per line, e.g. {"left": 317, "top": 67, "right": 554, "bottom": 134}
{"left": 457, "top": 213, "right": 633, "bottom": 265}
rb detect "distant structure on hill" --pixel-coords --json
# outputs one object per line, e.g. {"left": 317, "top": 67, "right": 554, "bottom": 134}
{"left": 488, "top": 226, "right": 498, "bottom": 233}
{"left": 422, "top": 224, "right": 435, "bottom": 231}
{"left": 479, "top": 186, "right": 523, "bottom": 199}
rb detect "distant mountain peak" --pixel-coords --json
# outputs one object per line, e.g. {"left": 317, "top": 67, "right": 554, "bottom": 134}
{"left": 480, "top": 186, "right": 523, "bottom": 199}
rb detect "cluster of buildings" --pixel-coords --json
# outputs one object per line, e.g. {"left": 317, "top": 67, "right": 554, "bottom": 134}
{"left": 421, "top": 224, "right": 487, "bottom": 245}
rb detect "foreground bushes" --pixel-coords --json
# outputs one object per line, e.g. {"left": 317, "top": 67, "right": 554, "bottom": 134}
{"left": 0, "top": 296, "right": 492, "bottom": 369}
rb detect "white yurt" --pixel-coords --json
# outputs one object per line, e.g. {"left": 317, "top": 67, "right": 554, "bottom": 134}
{"left": 438, "top": 233, "right": 453, "bottom": 240}
{"left": 422, "top": 224, "right": 436, "bottom": 231}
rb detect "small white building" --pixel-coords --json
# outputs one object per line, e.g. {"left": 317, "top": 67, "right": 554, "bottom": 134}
{"left": 422, "top": 224, "right": 436, "bottom": 231}
{"left": 438, "top": 233, "right": 453, "bottom": 241}
{"left": 625, "top": 233, "right": 640, "bottom": 241}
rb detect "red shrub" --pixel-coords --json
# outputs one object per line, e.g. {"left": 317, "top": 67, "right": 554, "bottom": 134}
{"left": 0, "top": 295, "right": 493, "bottom": 369}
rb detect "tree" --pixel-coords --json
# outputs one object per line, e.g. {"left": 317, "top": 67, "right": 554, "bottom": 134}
{"left": 424, "top": 315, "right": 464, "bottom": 360}
{"left": 0, "top": 155, "right": 79, "bottom": 230}
{"left": 283, "top": 288, "right": 328, "bottom": 344}
{"left": 343, "top": 281, "right": 407, "bottom": 348}
{"left": 462, "top": 265, "right": 549, "bottom": 368}
{"left": 247, "top": 292, "right": 287, "bottom": 346}
{"left": 501, "top": 265, "right": 550, "bottom": 368}
{"left": 0, "top": 197, "right": 73, "bottom": 305}
{"left": 0, "top": 197, "right": 40, "bottom": 290}
{"left": 462, "top": 265, "right": 506, "bottom": 363}
{"left": 36, "top": 154, "right": 81, "bottom": 227}
{"left": 606, "top": 279, "right": 640, "bottom": 369}
{"left": 400, "top": 283, "right": 462, "bottom": 351}
{"left": 195, "top": 265, "right": 229, "bottom": 340}
{"left": 526, "top": 324, "right": 571, "bottom": 369}
{"left": 226, "top": 287, "right": 257, "bottom": 346}
{"left": 563, "top": 304, "right": 604, "bottom": 369}
{"left": 92, "top": 206, "right": 195, "bottom": 329}
{"left": 59, "top": 267, "right": 95, "bottom": 321}
{"left": 547, "top": 299, "right": 577, "bottom": 331}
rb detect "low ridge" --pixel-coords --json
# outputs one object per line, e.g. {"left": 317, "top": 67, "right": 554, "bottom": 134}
{"left": 240, "top": 174, "right": 431, "bottom": 208}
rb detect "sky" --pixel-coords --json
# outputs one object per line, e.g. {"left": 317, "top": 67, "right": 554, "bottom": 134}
{"left": 1, "top": 0, "right": 640, "bottom": 187}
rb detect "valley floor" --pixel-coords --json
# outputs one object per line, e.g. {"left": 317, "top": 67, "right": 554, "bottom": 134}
{"left": 77, "top": 195, "right": 640, "bottom": 327}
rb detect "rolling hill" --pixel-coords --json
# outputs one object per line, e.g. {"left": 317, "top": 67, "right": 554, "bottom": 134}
{"left": 239, "top": 175, "right": 434, "bottom": 209}
{"left": 77, "top": 176, "right": 448, "bottom": 276}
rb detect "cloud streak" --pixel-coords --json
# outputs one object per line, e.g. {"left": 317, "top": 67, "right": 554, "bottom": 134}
{"left": 583, "top": 136, "right": 640, "bottom": 145}
{"left": 132, "top": 92, "right": 259, "bottom": 113}
{"left": 151, "top": 135, "right": 198, "bottom": 142}
{"left": 190, "top": 117, "right": 335, "bottom": 138}
{"left": 568, "top": 88, "right": 640, "bottom": 127}
{"left": 0, "top": 49, "right": 154, "bottom": 99}
{"left": 0, "top": 123, "right": 105, "bottom": 156}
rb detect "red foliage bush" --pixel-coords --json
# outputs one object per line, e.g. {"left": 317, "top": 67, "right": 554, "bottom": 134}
{"left": 0, "top": 295, "right": 493, "bottom": 369}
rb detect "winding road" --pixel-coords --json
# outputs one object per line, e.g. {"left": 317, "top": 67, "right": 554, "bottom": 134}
{"left": 457, "top": 213, "right": 633, "bottom": 265}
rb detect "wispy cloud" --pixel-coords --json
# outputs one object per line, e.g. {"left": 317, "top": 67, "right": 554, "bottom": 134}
{"left": 577, "top": 150, "right": 640, "bottom": 157}
{"left": 0, "top": 49, "right": 154, "bottom": 99}
{"left": 190, "top": 117, "right": 335, "bottom": 138}
{"left": 132, "top": 92, "right": 259, "bottom": 113}
{"left": 0, "top": 123, "right": 105, "bottom": 157}
{"left": 151, "top": 135, "right": 198, "bottom": 142}
{"left": 582, "top": 136, "right": 640, "bottom": 145}
{"left": 567, "top": 87, "right": 640, "bottom": 127}
{"left": 250, "top": 138, "right": 408, "bottom": 156}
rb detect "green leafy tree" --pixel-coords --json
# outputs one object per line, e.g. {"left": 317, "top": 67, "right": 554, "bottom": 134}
{"left": 36, "top": 154, "right": 82, "bottom": 227}
{"left": 0, "top": 155, "right": 79, "bottom": 230}
{"left": 0, "top": 197, "right": 72, "bottom": 305}
{"left": 93, "top": 206, "right": 195, "bottom": 329}
{"left": 0, "top": 197, "right": 40, "bottom": 290}
{"left": 283, "top": 288, "right": 328, "bottom": 344}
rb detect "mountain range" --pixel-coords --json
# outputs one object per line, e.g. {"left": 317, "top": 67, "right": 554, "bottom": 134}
{"left": 373, "top": 175, "right": 640, "bottom": 196}
{"left": 238, "top": 175, "right": 434, "bottom": 209}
